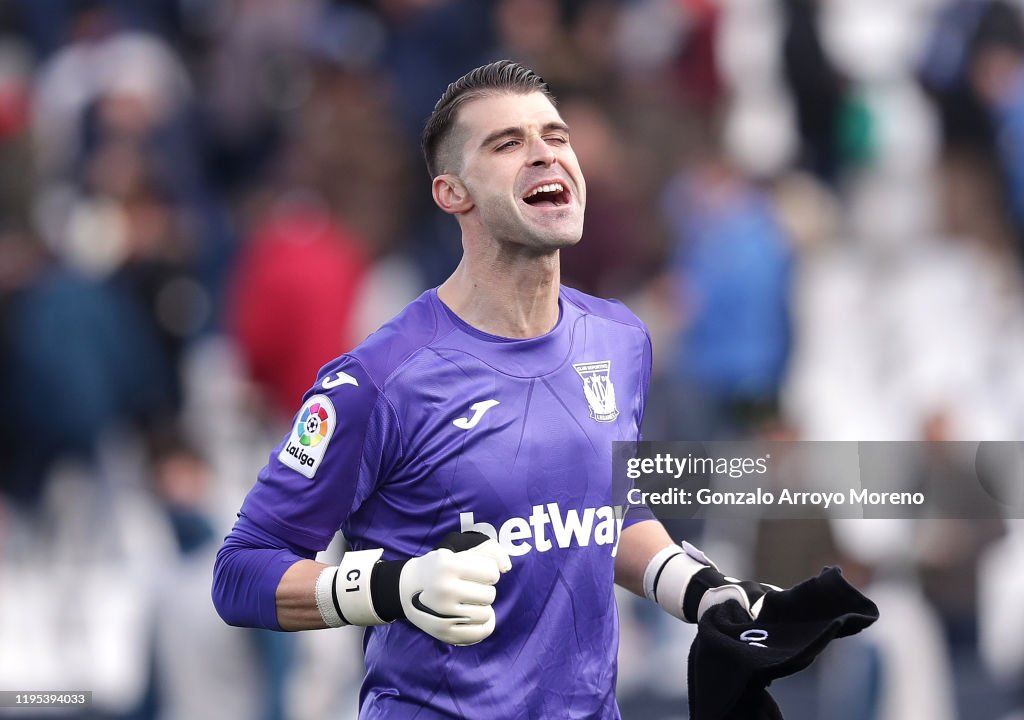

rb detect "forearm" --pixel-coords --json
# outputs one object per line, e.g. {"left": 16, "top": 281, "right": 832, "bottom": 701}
{"left": 276, "top": 559, "right": 332, "bottom": 630}
{"left": 274, "top": 531, "right": 511, "bottom": 646}
{"left": 615, "top": 519, "right": 776, "bottom": 622}
{"left": 614, "top": 520, "right": 674, "bottom": 597}
{"left": 212, "top": 514, "right": 314, "bottom": 630}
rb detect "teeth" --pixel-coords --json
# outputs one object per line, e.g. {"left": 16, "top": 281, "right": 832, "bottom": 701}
{"left": 526, "top": 182, "right": 564, "bottom": 198}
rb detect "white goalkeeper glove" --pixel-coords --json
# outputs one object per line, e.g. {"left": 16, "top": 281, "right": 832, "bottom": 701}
{"left": 643, "top": 541, "right": 781, "bottom": 622}
{"left": 315, "top": 531, "right": 512, "bottom": 646}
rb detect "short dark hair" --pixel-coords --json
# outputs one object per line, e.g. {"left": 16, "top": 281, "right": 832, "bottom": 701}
{"left": 421, "top": 60, "right": 555, "bottom": 178}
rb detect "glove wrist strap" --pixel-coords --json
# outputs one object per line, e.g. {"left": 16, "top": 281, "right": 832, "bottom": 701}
{"left": 333, "top": 548, "right": 387, "bottom": 626}
{"left": 643, "top": 545, "right": 683, "bottom": 602}
{"left": 644, "top": 542, "right": 713, "bottom": 622}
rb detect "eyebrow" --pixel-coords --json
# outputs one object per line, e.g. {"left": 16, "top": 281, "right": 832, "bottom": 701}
{"left": 479, "top": 121, "right": 571, "bottom": 149}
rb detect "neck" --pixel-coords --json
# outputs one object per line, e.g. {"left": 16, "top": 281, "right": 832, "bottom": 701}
{"left": 437, "top": 243, "right": 561, "bottom": 338}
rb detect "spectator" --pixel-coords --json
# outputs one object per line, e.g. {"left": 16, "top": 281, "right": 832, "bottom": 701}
{"left": 227, "top": 192, "right": 369, "bottom": 421}
{"left": 660, "top": 153, "right": 794, "bottom": 437}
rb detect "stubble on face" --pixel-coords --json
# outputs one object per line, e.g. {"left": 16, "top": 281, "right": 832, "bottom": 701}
{"left": 448, "top": 92, "right": 587, "bottom": 254}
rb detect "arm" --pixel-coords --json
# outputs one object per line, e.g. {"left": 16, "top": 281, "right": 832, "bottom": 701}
{"left": 615, "top": 518, "right": 779, "bottom": 622}
{"left": 213, "top": 513, "right": 511, "bottom": 644}
{"left": 211, "top": 513, "right": 374, "bottom": 631}
{"left": 276, "top": 559, "right": 331, "bottom": 630}
{"left": 212, "top": 357, "right": 389, "bottom": 632}
{"left": 212, "top": 514, "right": 312, "bottom": 630}
{"left": 279, "top": 531, "right": 511, "bottom": 644}
{"left": 614, "top": 519, "right": 675, "bottom": 597}
{"left": 618, "top": 329, "right": 777, "bottom": 619}
{"left": 213, "top": 358, "right": 514, "bottom": 643}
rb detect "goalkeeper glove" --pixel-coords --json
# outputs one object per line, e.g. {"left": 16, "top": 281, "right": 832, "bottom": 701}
{"left": 315, "top": 531, "right": 512, "bottom": 646}
{"left": 643, "top": 541, "right": 781, "bottom": 622}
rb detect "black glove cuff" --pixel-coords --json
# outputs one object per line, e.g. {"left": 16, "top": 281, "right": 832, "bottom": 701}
{"left": 367, "top": 531, "right": 491, "bottom": 623}
{"left": 369, "top": 559, "right": 408, "bottom": 623}
{"left": 438, "top": 530, "right": 492, "bottom": 552}
{"left": 684, "top": 567, "right": 725, "bottom": 622}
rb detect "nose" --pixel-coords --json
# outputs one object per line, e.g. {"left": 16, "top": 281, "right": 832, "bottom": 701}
{"left": 526, "top": 135, "right": 556, "bottom": 167}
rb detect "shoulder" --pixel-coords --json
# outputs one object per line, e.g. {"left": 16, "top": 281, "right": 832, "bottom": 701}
{"left": 318, "top": 290, "right": 448, "bottom": 395}
{"left": 560, "top": 285, "right": 649, "bottom": 335}
{"left": 279, "top": 294, "right": 446, "bottom": 474}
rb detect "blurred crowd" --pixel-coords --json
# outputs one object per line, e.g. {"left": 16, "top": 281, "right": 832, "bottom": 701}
{"left": 1, "top": 0, "right": 1024, "bottom": 718}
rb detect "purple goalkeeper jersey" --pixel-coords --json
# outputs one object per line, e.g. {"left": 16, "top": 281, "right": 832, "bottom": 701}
{"left": 240, "top": 286, "right": 652, "bottom": 719}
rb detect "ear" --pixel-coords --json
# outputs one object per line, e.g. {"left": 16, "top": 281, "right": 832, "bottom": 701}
{"left": 432, "top": 174, "right": 473, "bottom": 214}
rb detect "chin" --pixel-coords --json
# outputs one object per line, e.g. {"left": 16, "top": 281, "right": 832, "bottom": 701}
{"left": 530, "top": 219, "right": 584, "bottom": 250}
{"left": 527, "top": 230, "right": 581, "bottom": 252}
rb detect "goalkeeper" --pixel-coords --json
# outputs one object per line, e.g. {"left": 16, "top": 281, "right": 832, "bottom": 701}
{"left": 214, "top": 60, "right": 790, "bottom": 718}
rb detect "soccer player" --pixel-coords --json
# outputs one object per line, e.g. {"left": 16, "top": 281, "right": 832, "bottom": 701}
{"left": 213, "top": 60, "right": 772, "bottom": 718}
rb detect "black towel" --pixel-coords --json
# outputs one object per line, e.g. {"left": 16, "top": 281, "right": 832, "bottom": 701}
{"left": 687, "top": 566, "right": 879, "bottom": 720}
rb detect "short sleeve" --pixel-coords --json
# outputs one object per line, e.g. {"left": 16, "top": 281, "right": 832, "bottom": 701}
{"left": 625, "top": 326, "right": 656, "bottom": 528}
{"left": 239, "top": 356, "right": 402, "bottom": 551}
{"left": 637, "top": 325, "right": 654, "bottom": 440}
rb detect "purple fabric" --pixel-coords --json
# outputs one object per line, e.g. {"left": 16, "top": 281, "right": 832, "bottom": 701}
{"left": 212, "top": 514, "right": 311, "bottom": 630}
{"left": 216, "top": 286, "right": 653, "bottom": 718}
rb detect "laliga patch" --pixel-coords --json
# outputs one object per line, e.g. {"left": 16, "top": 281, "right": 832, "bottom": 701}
{"left": 278, "top": 395, "right": 336, "bottom": 478}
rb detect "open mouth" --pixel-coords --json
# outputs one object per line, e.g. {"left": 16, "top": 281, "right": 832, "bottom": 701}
{"left": 522, "top": 182, "right": 571, "bottom": 208}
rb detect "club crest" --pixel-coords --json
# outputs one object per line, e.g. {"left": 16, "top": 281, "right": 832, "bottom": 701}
{"left": 573, "top": 360, "right": 618, "bottom": 422}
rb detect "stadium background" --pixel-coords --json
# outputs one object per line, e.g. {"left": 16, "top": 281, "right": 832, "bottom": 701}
{"left": 1, "top": 0, "right": 1023, "bottom": 718}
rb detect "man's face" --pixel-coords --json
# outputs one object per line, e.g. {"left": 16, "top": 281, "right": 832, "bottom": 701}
{"left": 450, "top": 91, "right": 586, "bottom": 251}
